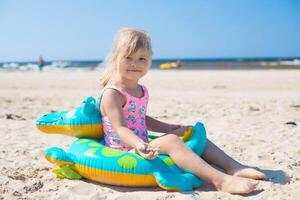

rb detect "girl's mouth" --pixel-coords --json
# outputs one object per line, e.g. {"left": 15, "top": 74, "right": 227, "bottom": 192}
{"left": 127, "top": 69, "right": 141, "bottom": 73}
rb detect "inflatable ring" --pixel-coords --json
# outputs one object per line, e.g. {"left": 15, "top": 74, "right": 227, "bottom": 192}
{"left": 45, "top": 123, "right": 207, "bottom": 191}
{"left": 37, "top": 97, "right": 208, "bottom": 191}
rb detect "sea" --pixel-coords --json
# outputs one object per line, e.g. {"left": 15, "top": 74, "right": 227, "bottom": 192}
{"left": 0, "top": 57, "right": 300, "bottom": 71}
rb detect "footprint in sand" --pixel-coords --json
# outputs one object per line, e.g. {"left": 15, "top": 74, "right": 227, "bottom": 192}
{"left": 5, "top": 113, "right": 26, "bottom": 120}
{"left": 213, "top": 85, "right": 227, "bottom": 89}
{"left": 285, "top": 121, "right": 297, "bottom": 126}
{"left": 23, "top": 181, "right": 43, "bottom": 193}
{"left": 290, "top": 105, "right": 300, "bottom": 108}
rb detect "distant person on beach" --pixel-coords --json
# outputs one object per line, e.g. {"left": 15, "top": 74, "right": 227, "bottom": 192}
{"left": 37, "top": 56, "right": 45, "bottom": 71}
{"left": 99, "top": 28, "right": 266, "bottom": 194}
{"left": 176, "top": 60, "right": 182, "bottom": 68}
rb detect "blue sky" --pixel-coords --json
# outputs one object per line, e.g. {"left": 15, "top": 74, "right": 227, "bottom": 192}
{"left": 0, "top": 0, "right": 299, "bottom": 62}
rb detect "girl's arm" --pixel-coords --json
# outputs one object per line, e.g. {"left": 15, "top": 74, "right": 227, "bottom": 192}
{"left": 146, "top": 115, "right": 188, "bottom": 136}
{"left": 146, "top": 115, "right": 174, "bottom": 133}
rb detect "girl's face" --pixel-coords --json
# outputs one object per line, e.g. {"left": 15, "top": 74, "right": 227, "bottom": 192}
{"left": 117, "top": 49, "right": 151, "bottom": 82}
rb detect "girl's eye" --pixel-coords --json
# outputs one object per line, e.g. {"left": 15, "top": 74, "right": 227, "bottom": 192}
{"left": 139, "top": 57, "right": 147, "bottom": 61}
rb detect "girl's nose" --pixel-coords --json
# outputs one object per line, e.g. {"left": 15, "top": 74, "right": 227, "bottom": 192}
{"left": 130, "top": 59, "right": 138, "bottom": 67}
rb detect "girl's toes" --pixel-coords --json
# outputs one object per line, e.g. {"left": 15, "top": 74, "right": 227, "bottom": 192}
{"left": 234, "top": 168, "right": 267, "bottom": 180}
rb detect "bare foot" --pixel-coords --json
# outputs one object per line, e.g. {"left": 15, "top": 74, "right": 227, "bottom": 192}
{"left": 214, "top": 175, "right": 259, "bottom": 194}
{"left": 228, "top": 166, "right": 267, "bottom": 180}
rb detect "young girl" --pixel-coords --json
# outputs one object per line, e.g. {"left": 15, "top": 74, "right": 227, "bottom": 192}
{"left": 99, "top": 28, "right": 266, "bottom": 194}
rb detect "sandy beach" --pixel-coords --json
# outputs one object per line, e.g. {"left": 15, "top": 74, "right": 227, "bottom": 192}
{"left": 0, "top": 69, "right": 299, "bottom": 200}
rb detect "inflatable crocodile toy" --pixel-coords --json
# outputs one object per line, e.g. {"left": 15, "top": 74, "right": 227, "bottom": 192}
{"left": 37, "top": 96, "right": 208, "bottom": 191}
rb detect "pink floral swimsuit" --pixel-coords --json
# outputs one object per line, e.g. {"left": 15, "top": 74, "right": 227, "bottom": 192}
{"left": 100, "top": 85, "right": 149, "bottom": 151}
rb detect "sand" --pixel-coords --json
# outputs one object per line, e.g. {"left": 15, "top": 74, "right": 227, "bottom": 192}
{"left": 0, "top": 69, "right": 299, "bottom": 200}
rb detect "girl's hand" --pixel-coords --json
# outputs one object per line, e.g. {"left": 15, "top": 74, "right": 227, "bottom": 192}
{"left": 135, "top": 142, "right": 159, "bottom": 160}
{"left": 168, "top": 124, "right": 191, "bottom": 136}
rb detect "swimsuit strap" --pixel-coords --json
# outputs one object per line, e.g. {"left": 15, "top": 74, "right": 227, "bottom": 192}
{"left": 99, "top": 84, "right": 148, "bottom": 113}
{"left": 101, "top": 85, "right": 147, "bottom": 99}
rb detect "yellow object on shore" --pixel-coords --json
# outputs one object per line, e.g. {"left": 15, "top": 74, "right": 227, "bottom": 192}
{"left": 160, "top": 62, "right": 178, "bottom": 69}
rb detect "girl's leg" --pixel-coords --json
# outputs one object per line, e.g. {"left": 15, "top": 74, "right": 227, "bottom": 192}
{"left": 202, "top": 139, "right": 266, "bottom": 180}
{"left": 150, "top": 134, "right": 258, "bottom": 194}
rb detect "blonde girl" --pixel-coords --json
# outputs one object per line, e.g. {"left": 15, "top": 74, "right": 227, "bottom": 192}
{"left": 99, "top": 28, "right": 266, "bottom": 194}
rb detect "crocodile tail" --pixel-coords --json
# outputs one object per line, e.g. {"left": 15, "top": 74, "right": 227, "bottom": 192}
{"left": 182, "top": 122, "right": 207, "bottom": 155}
{"left": 193, "top": 122, "right": 207, "bottom": 155}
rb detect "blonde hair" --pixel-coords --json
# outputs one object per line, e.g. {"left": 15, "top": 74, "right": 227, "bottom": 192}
{"left": 100, "top": 28, "right": 153, "bottom": 87}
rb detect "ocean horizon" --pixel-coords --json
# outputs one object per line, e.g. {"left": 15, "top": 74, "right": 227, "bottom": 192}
{"left": 1, "top": 56, "right": 300, "bottom": 71}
